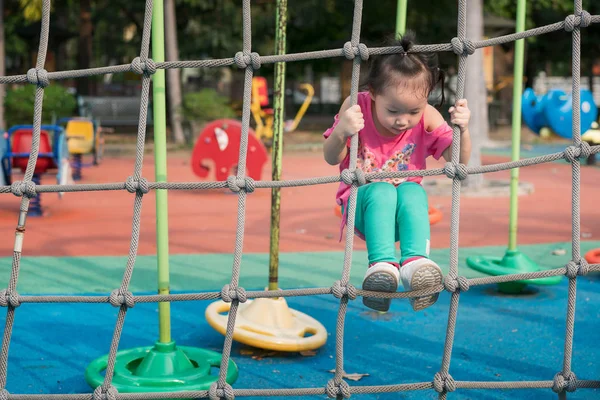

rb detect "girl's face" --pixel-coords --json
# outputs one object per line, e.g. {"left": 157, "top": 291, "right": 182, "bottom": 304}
{"left": 370, "top": 76, "right": 429, "bottom": 137}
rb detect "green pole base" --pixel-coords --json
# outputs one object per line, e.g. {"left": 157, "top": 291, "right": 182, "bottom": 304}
{"left": 85, "top": 340, "right": 238, "bottom": 397}
{"left": 466, "top": 249, "right": 563, "bottom": 294}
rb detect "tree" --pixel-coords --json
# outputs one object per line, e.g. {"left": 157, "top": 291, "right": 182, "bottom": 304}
{"left": 78, "top": 0, "right": 93, "bottom": 95}
{"left": 463, "top": 0, "right": 487, "bottom": 190}
{"left": 485, "top": 0, "right": 600, "bottom": 87}
{"left": 165, "top": 0, "right": 185, "bottom": 144}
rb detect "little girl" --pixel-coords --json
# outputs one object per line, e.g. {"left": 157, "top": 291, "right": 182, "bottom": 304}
{"left": 323, "top": 31, "right": 471, "bottom": 312}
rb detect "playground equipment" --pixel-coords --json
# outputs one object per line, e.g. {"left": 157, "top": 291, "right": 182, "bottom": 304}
{"left": 59, "top": 117, "right": 105, "bottom": 181}
{"left": 467, "top": 1, "right": 562, "bottom": 293}
{"left": 191, "top": 119, "right": 268, "bottom": 182}
{"left": 585, "top": 248, "right": 600, "bottom": 265}
{"left": 522, "top": 87, "right": 598, "bottom": 139}
{"left": 85, "top": 3, "right": 238, "bottom": 394}
{"left": 205, "top": 1, "right": 328, "bottom": 353}
{"left": 4, "top": 0, "right": 600, "bottom": 397}
{"left": 1, "top": 124, "right": 69, "bottom": 216}
{"left": 205, "top": 294, "right": 328, "bottom": 352}
{"left": 250, "top": 76, "right": 314, "bottom": 145}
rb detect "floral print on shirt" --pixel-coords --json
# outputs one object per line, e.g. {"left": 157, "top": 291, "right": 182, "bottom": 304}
{"left": 356, "top": 142, "right": 416, "bottom": 186}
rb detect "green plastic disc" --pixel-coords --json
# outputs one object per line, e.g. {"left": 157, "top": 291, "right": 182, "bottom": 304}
{"left": 85, "top": 341, "right": 238, "bottom": 395}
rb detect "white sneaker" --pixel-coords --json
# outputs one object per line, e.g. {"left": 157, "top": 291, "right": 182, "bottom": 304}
{"left": 400, "top": 258, "right": 443, "bottom": 311}
{"left": 362, "top": 262, "right": 400, "bottom": 312}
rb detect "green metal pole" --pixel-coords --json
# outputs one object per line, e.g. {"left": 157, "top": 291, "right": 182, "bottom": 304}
{"left": 395, "top": 0, "right": 407, "bottom": 37}
{"left": 152, "top": 0, "right": 171, "bottom": 343}
{"left": 268, "top": 0, "right": 287, "bottom": 293}
{"left": 508, "top": 0, "right": 526, "bottom": 251}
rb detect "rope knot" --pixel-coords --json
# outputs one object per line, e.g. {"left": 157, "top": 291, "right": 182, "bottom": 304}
{"left": 108, "top": 289, "right": 135, "bottom": 308}
{"left": 325, "top": 379, "right": 351, "bottom": 398}
{"left": 331, "top": 281, "right": 357, "bottom": 300}
{"left": 565, "top": 258, "right": 589, "bottom": 279}
{"left": 10, "top": 180, "right": 36, "bottom": 198}
{"left": 340, "top": 169, "right": 366, "bottom": 186}
{"left": 433, "top": 372, "right": 456, "bottom": 393}
{"left": 451, "top": 37, "right": 475, "bottom": 56}
{"left": 0, "top": 289, "right": 21, "bottom": 308}
{"left": 125, "top": 176, "right": 149, "bottom": 194}
{"left": 226, "top": 176, "right": 255, "bottom": 193}
{"left": 209, "top": 382, "right": 235, "bottom": 400}
{"left": 553, "top": 371, "right": 578, "bottom": 393}
{"left": 26, "top": 68, "right": 49, "bottom": 88}
{"left": 443, "top": 162, "right": 468, "bottom": 180}
{"left": 565, "top": 142, "right": 592, "bottom": 163}
{"left": 221, "top": 284, "right": 247, "bottom": 303}
{"left": 234, "top": 51, "right": 261, "bottom": 70}
{"left": 0, "top": 389, "right": 9, "bottom": 400}
{"left": 565, "top": 11, "right": 592, "bottom": 32}
{"left": 131, "top": 57, "right": 157, "bottom": 76}
{"left": 343, "top": 42, "right": 369, "bottom": 61}
{"left": 444, "top": 275, "right": 470, "bottom": 293}
{"left": 92, "top": 386, "right": 118, "bottom": 400}
{"left": 109, "top": 289, "right": 135, "bottom": 308}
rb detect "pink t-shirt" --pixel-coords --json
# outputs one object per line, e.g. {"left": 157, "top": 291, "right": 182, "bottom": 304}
{"left": 323, "top": 91, "right": 453, "bottom": 240}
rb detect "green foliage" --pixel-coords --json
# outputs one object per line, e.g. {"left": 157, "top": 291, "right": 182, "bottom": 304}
{"left": 484, "top": 0, "right": 600, "bottom": 78}
{"left": 4, "top": 84, "right": 77, "bottom": 127}
{"left": 180, "top": 88, "right": 237, "bottom": 123}
{"left": 486, "top": 0, "right": 573, "bottom": 20}
{"left": 174, "top": 0, "right": 273, "bottom": 59}
{"left": 6, "top": 0, "right": 600, "bottom": 102}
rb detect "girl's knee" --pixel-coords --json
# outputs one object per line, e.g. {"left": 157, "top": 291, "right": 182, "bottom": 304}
{"left": 368, "top": 182, "right": 397, "bottom": 194}
{"left": 362, "top": 182, "right": 397, "bottom": 207}
{"left": 397, "top": 181, "right": 427, "bottom": 201}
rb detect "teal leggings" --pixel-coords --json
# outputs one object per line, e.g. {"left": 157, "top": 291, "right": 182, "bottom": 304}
{"left": 346, "top": 181, "right": 430, "bottom": 265}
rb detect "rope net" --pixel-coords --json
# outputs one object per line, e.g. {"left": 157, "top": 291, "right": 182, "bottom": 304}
{"left": 1, "top": 0, "right": 600, "bottom": 399}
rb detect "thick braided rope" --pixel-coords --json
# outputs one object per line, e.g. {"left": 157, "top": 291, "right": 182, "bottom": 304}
{"left": 433, "top": 1, "right": 470, "bottom": 399}
{"left": 557, "top": 3, "right": 585, "bottom": 398}
{"left": 0, "top": 0, "right": 599, "bottom": 398}
{"left": 2, "top": 15, "right": 600, "bottom": 84}
{"left": 325, "top": 0, "right": 367, "bottom": 393}
{"left": 208, "top": 0, "right": 258, "bottom": 390}
{"left": 0, "top": 0, "right": 53, "bottom": 388}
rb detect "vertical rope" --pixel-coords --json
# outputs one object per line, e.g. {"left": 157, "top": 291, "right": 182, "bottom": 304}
{"left": 330, "top": 1, "right": 365, "bottom": 397}
{"left": 436, "top": 0, "right": 469, "bottom": 398}
{"left": 558, "top": 1, "right": 584, "bottom": 399}
{"left": 215, "top": 0, "right": 256, "bottom": 391}
{"left": 0, "top": 0, "right": 52, "bottom": 390}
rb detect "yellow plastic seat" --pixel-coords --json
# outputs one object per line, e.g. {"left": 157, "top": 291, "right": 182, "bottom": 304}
{"left": 65, "top": 119, "right": 95, "bottom": 154}
{"left": 205, "top": 296, "right": 327, "bottom": 352}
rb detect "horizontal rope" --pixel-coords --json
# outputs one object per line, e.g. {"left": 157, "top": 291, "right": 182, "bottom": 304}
{"left": 4, "top": 378, "right": 600, "bottom": 399}
{"left": 1, "top": 144, "right": 597, "bottom": 196}
{"left": 7, "top": 263, "right": 598, "bottom": 306}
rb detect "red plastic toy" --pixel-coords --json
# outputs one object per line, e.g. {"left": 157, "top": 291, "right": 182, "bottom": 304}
{"left": 191, "top": 119, "right": 268, "bottom": 182}
{"left": 11, "top": 128, "right": 55, "bottom": 174}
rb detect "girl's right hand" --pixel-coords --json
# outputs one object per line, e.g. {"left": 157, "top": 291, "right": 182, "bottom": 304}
{"left": 339, "top": 104, "right": 364, "bottom": 138}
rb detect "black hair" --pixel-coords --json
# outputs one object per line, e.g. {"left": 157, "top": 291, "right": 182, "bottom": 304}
{"left": 365, "top": 30, "right": 446, "bottom": 108}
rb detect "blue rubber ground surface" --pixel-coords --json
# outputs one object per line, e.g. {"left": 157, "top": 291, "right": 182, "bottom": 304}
{"left": 1, "top": 243, "right": 599, "bottom": 399}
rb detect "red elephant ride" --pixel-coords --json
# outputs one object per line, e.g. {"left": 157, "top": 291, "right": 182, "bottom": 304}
{"left": 191, "top": 119, "right": 268, "bottom": 182}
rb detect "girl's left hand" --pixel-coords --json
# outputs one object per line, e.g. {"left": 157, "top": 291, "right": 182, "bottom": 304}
{"left": 449, "top": 99, "right": 470, "bottom": 133}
